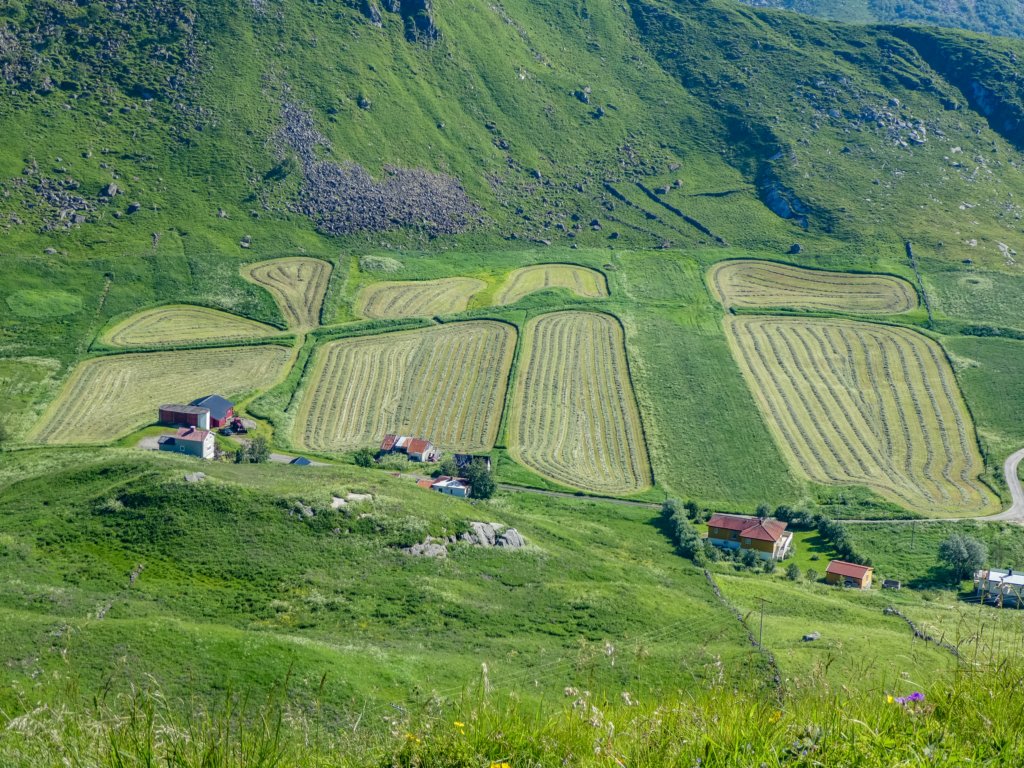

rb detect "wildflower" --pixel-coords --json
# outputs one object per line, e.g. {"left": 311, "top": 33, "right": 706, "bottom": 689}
{"left": 894, "top": 692, "right": 925, "bottom": 705}
{"left": 489, "top": 763, "right": 511, "bottom": 768}
{"left": 770, "top": 709, "right": 782, "bottom": 722}
{"left": 886, "top": 695, "right": 894, "bottom": 704}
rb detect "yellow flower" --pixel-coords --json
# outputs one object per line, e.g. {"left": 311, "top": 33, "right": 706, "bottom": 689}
{"left": 489, "top": 763, "right": 511, "bottom": 768}
{"left": 886, "top": 695, "right": 894, "bottom": 704}
{"left": 770, "top": 709, "right": 782, "bottom": 722}
{"left": 454, "top": 721, "right": 465, "bottom": 728}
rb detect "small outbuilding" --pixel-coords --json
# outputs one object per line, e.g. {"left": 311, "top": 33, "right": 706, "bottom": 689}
{"left": 430, "top": 476, "right": 471, "bottom": 498}
{"left": 190, "top": 394, "right": 235, "bottom": 428}
{"left": 290, "top": 456, "right": 312, "bottom": 466}
{"left": 158, "top": 427, "right": 215, "bottom": 460}
{"left": 825, "top": 560, "right": 874, "bottom": 589}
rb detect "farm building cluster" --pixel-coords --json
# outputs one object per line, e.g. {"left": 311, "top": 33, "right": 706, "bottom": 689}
{"left": 156, "top": 395, "right": 240, "bottom": 461}
{"left": 379, "top": 434, "right": 439, "bottom": 462}
{"left": 704, "top": 513, "right": 876, "bottom": 590}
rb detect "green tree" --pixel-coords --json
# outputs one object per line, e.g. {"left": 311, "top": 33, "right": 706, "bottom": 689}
{"left": 353, "top": 447, "right": 376, "bottom": 468}
{"left": 939, "top": 534, "right": 988, "bottom": 583}
{"left": 762, "top": 559, "right": 777, "bottom": 575}
{"left": 806, "top": 568, "right": 819, "bottom": 582}
{"left": 465, "top": 459, "right": 495, "bottom": 500}
{"left": 786, "top": 562, "right": 801, "bottom": 581}
{"left": 756, "top": 504, "right": 770, "bottom": 519}
{"left": 741, "top": 549, "right": 758, "bottom": 569}
{"left": 435, "top": 455, "right": 459, "bottom": 478}
{"left": 248, "top": 436, "right": 270, "bottom": 464}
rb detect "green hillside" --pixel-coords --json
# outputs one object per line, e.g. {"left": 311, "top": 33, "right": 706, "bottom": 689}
{"left": 741, "top": 0, "right": 1024, "bottom": 38}
{"left": 5, "top": 1, "right": 1024, "bottom": 763}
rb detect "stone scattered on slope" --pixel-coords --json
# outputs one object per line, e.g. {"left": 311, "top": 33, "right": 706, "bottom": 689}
{"left": 405, "top": 522, "right": 526, "bottom": 556}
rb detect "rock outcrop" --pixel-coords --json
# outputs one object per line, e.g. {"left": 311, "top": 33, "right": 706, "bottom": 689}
{"left": 404, "top": 522, "right": 526, "bottom": 557}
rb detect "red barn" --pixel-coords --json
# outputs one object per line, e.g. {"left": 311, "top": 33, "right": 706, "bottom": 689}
{"left": 159, "top": 404, "right": 211, "bottom": 431}
{"left": 189, "top": 394, "right": 235, "bottom": 428}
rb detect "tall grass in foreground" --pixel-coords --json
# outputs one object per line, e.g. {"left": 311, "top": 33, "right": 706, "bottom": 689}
{"left": 3, "top": 660, "right": 1024, "bottom": 767}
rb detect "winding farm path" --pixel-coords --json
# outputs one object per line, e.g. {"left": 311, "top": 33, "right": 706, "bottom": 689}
{"left": 843, "top": 448, "right": 1024, "bottom": 525}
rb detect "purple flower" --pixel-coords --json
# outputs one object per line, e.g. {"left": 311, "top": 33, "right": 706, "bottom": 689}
{"left": 895, "top": 692, "right": 924, "bottom": 705}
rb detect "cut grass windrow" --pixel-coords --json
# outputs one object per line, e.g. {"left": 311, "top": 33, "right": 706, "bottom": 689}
{"left": 708, "top": 260, "right": 917, "bottom": 315}
{"left": 241, "top": 257, "right": 333, "bottom": 330}
{"left": 355, "top": 278, "right": 485, "bottom": 319}
{"left": 509, "top": 311, "right": 651, "bottom": 495}
{"left": 100, "top": 305, "right": 279, "bottom": 348}
{"left": 725, "top": 315, "right": 996, "bottom": 516}
{"left": 28, "top": 346, "right": 293, "bottom": 444}
{"left": 292, "top": 321, "right": 515, "bottom": 452}
{"left": 495, "top": 264, "right": 609, "bottom": 305}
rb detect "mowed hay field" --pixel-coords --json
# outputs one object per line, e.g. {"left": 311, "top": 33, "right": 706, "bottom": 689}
{"left": 29, "top": 346, "right": 293, "bottom": 444}
{"left": 100, "top": 305, "right": 279, "bottom": 348}
{"left": 293, "top": 321, "right": 515, "bottom": 452}
{"left": 509, "top": 311, "right": 651, "bottom": 495}
{"left": 708, "top": 260, "right": 917, "bottom": 314}
{"left": 241, "top": 257, "right": 332, "bottom": 330}
{"left": 355, "top": 278, "right": 485, "bottom": 319}
{"left": 725, "top": 316, "right": 997, "bottom": 516}
{"left": 495, "top": 264, "right": 608, "bottom": 305}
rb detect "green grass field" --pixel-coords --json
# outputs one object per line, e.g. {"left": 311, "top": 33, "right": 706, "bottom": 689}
{"left": 495, "top": 264, "right": 609, "bottom": 305}
{"left": 292, "top": 322, "right": 515, "bottom": 452}
{"left": 241, "top": 257, "right": 334, "bottom": 331}
{"left": 99, "top": 304, "right": 280, "bottom": 348}
{"left": 354, "top": 278, "right": 487, "bottom": 319}
{"left": 27, "top": 345, "right": 294, "bottom": 445}
{"left": 508, "top": 311, "right": 652, "bottom": 495}
{"left": 707, "top": 260, "right": 917, "bottom": 314}
{"left": 725, "top": 316, "right": 997, "bottom": 516}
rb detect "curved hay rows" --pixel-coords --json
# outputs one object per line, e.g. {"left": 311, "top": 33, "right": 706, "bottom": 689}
{"left": 28, "top": 346, "right": 292, "bottom": 444}
{"left": 495, "top": 264, "right": 609, "bottom": 306}
{"left": 709, "top": 260, "right": 917, "bottom": 315}
{"left": 725, "top": 316, "right": 996, "bottom": 515}
{"left": 293, "top": 321, "right": 515, "bottom": 452}
{"left": 355, "top": 278, "right": 485, "bottom": 320}
{"left": 242, "top": 257, "right": 333, "bottom": 330}
{"left": 508, "top": 311, "right": 651, "bottom": 495}
{"left": 102, "top": 305, "right": 278, "bottom": 347}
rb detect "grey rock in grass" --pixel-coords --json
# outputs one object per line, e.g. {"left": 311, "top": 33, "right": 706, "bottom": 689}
{"left": 470, "top": 522, "right": 498, "bottom": 547}
{"left": 496, "top": 528, "right": 525, "bottom": 548}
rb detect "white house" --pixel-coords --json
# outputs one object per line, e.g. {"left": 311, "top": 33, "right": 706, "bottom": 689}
{"left": 975, "top": 568, "right": 1024, "bottom": 607}
{"left": 158, "top": 427, "right": 215, "bottom": 460}
{"left": 430, "top": 476, "right": 471, "bottom": 498}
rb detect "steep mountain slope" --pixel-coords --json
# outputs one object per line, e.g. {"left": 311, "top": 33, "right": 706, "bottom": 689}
{"left": 741, "top": 0, "right": 1024, "bottom": 38}
{"left": 2, "top": 0, "right": 1024, "bottom": 302}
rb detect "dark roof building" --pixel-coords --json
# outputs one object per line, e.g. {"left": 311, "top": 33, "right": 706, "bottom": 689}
{"left": 190, "top": 394, "right": 235, "bottom": 427}
{"left": 290, "top": 456, "right": 312, "bottom": 466}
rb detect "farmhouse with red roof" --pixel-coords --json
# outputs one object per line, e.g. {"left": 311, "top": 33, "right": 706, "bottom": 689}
{"left": 825, "top": 560, "right": 874, "bottom": 589}
{"left": 379, "top": 434, "right": 438, "bottom": 462}
{"left": 706, "top": 513, "right": 793, "bottom": 561}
